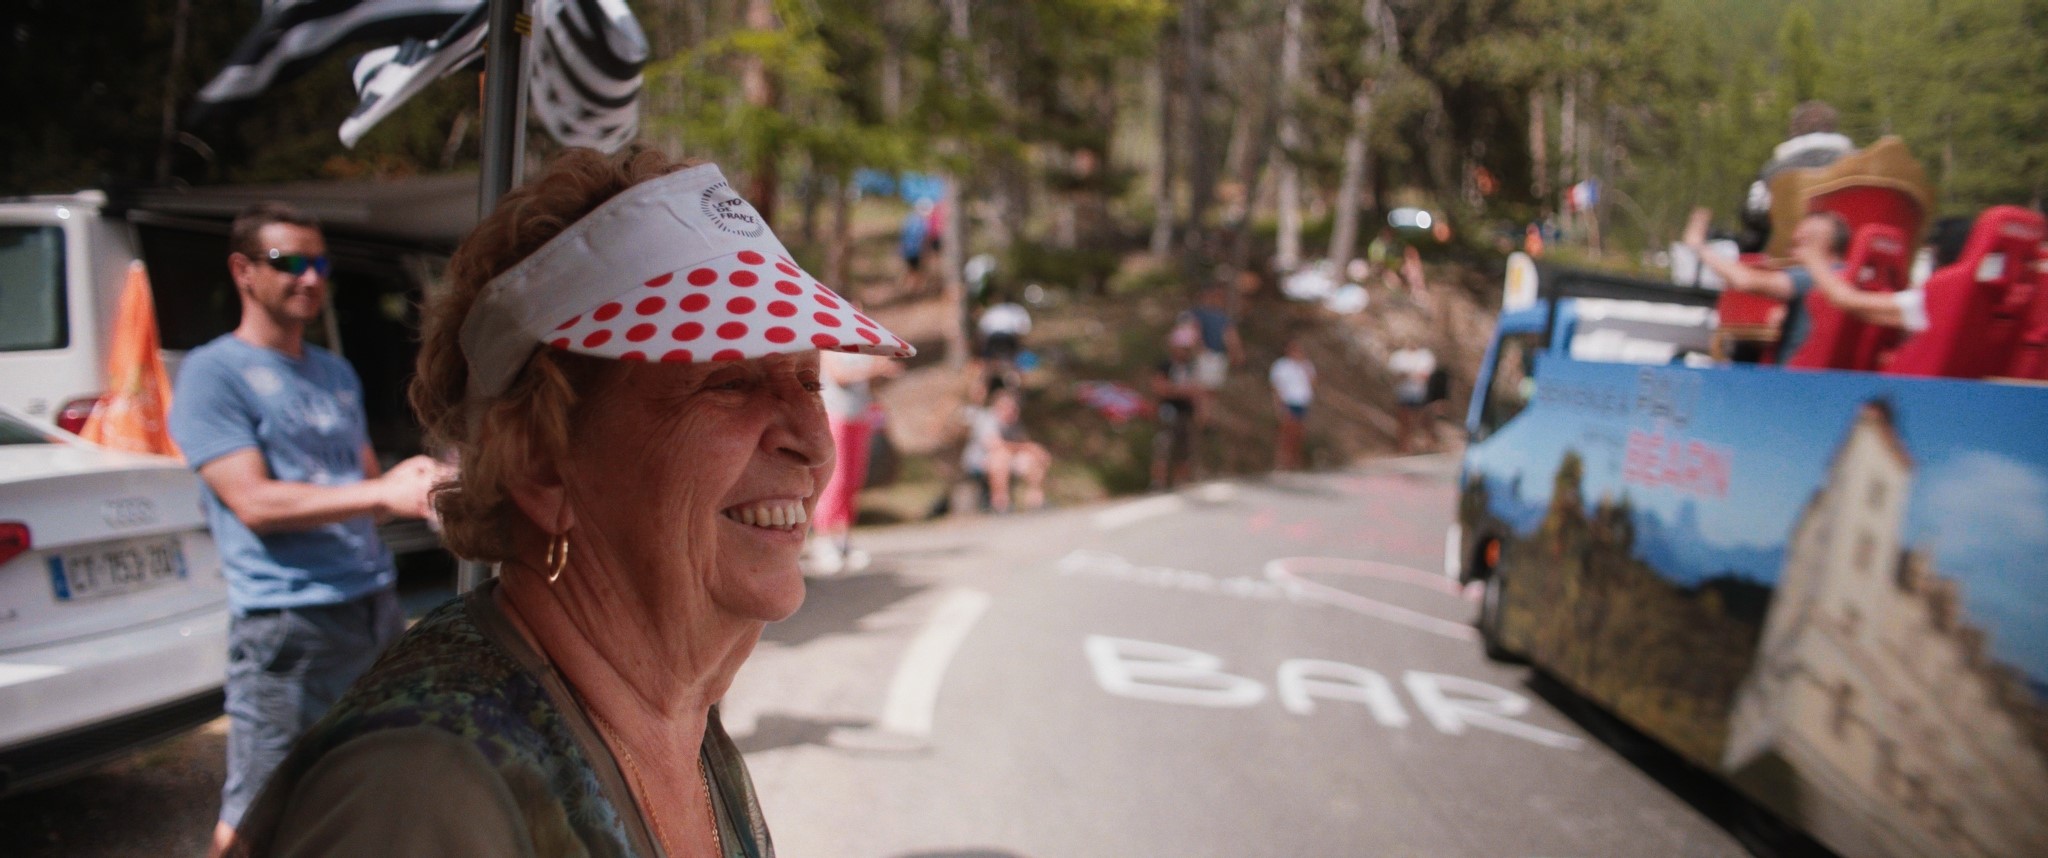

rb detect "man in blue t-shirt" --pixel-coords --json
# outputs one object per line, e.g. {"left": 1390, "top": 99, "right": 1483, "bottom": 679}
{"left": 167, "top": 202, "right": 439, "bottom": 856}
{"left": 1683, "top": 208, "right": 1852, "bottom": 362}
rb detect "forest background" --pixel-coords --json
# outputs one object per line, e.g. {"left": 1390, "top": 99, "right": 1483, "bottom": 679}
{"left": 4, "top": 0, "right": 2043, "bottom": 278}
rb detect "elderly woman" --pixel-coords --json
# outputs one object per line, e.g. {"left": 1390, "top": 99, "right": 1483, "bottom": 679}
{"left": 230, "top": 148, "right": 912, "bottom": 857}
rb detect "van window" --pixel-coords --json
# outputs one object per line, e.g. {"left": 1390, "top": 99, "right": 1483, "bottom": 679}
{"left": 1479, "top": 333, "right": 1542, "bottom": 436}
{"left": 0, "top": 226, "right": 67, "bottom": 351}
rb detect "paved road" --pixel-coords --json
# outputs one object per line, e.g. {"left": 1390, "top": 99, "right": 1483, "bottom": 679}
{"left": 1, "top": 456, "right": 1754, "bottom": 857}
{"left": 725, "top": 455, "right": 1750, "bottom": 858}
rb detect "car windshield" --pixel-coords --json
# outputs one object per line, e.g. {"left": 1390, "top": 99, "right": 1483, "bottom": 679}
{"left": 0, "top": 225, "right": 68, "bottom": 352}
{"left": 0, "top": 413, "right": 59, "bottom": 445}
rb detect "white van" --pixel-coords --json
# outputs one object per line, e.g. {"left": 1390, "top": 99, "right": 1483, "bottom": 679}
{"left": 0, "top": 192, "right": 143, "bottom": 429}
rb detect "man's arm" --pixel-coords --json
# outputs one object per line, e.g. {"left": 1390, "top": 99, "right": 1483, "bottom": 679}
{"left": 1796, "top": 246, "right": 1913, "bottom": 329}
{"left": 1685, "top": 207, "right": 1797, "bottom": 300}
{"left": 198, "top": 449, "right": 436, "bottom": 535}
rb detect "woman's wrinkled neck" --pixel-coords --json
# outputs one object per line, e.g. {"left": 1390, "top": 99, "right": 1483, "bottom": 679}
{"left": 495, "top": 546, "right": 760, "bottom": 731}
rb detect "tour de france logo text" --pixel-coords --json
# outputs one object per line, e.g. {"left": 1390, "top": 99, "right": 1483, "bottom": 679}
{"left": 700, "top": 182, "right": 765, "bottom": 237}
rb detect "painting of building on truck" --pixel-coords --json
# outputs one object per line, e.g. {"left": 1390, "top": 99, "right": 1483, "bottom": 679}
{"left": 1460, "top": 318, "right": 2048, "bottom": 858}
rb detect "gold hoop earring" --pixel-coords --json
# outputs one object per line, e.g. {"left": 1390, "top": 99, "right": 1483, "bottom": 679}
{"left": 544, "top": 531, "right": 570, "bottom": 584}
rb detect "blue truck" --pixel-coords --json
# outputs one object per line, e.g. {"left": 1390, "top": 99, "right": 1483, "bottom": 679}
{"left": 1450, "top": 255, "right": 2048, "bottom": 858}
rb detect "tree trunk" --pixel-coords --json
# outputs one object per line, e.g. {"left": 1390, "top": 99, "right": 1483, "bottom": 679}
{"left": 1179, "top": 0, "right": 1215, "bottom": 262}
{"left": 1328, "top": 0, "right": 1395, "bottom": 270}
{"left": 1559, "top": 80, "right": 1577, "bottom": 187}
{"left": 826, "top": 175, "right": 853, "bottom": 292}
{"left": 1528, "top": 86, "right": 1549, "bottom": 202}
{"left": 798, "top": 169, "right": 821, "bottom": 245}
{"left": 1328, "top": 85, "right": 1373, "bottom": 269}
{"left": 1273, "top": 0, "right": 1304, "bottom": 272}
{"left": 742, "top": 0, "right": 780, "bottom": 225}
{"left": 1150, "top": 46, "right": 1176, "bottom": 257}
{"left": 1226, "top": 62, "right": 1279, "bottom": 272}
{"left": 940, "top": 0, "right": 972, "bottom": 367}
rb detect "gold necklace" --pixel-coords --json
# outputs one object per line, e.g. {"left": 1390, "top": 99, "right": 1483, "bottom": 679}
{"left": 592, "top": 709, "right": 723, "bottom": 856}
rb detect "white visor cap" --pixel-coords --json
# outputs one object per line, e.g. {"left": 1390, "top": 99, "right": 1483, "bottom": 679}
{"left": 460, "top": 163, "right": 913, "bottom": 401}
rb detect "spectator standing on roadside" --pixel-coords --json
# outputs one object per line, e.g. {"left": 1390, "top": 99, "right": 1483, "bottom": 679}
{"left": 900, "top": 200, "right": 933, "bottom": 292}
{"left": 974, "top": 290, "right": 1033, "bottom": 399}
{"left": 1179, "top": 285, "right": 1243, "bottom": 427}
{"left": 1367, "top": 228, "right": 1400, "bottom": 288}
{"left": 167, "top": 202, "right": 440, "bottom": 857}
{"left": 1151, "top": 333, "right": 1204, "bottom": 489}
{"left": 809, "top": 348, "right": 902, "bottom": 575}
{"left": 1388, "top": 341, "right": 1438, "bottom": 453}
{"left": 1269, "top": 337, "right": 1316, "bottom": 471}
{"left": 1400, "top": 244, "right": 1431, "bottom": 303}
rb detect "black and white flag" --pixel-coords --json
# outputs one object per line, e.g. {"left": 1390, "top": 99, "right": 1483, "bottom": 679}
{"left": 193, "top": 0, "right": 478, "bottom": 119}
{"left": 341, "top": 0, "right": 646, "bottom": 152}
{"left": 338, "top": 4, "right": 487, "bottom": 147}
{"left": 528, "top": 0, "right": 647, "bottom": 152}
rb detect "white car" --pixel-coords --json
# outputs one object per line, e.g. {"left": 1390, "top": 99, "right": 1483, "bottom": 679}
{"left": 0, "top": 406, "right": 226, "bottom": 796}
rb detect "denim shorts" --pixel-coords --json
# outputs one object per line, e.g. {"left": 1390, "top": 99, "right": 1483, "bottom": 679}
{"left": 219, "top": 587, "right": 404, "bottom": 828}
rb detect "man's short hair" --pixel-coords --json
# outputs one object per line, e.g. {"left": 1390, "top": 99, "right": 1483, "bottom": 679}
{"left": 1804, "top": 211, "right": 1852, "bottom": 256}
{"left": 229, "top": 202, "right": 322, "bottom": 261}
{"left": 1929, "top": 215, "right": 1976, "bottom": 268}
{"left": 1788, "top": 100, "right": 1838, "bottom": 137}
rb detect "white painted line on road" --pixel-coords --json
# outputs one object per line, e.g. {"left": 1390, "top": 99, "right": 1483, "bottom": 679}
{"left": 1273, "top": 555, "right": 1469, "bottom": 598}
{"left": 1191, "top": 482, "right": 1236, "bottom": 503}
{"left": 1265, "top": 559, "right": 1479, "bottom": 642}
{"left": 876, "top": 587, "right": 991, "bottom": 738}
{"left": 1092, "top": 494, "right": 1186, "bottom": 530}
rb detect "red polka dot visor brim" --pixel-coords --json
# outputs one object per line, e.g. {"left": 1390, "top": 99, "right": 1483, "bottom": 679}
{"left": 546, "top": 248, "right": 910, "bottom": 366}
{"left": 459, "top": 163, "right": 913, "bottom": 401}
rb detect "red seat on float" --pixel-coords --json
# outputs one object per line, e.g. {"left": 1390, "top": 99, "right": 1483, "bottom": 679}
{"left": 2004, "top": 255, "right": 2048, "bottom": 381}
{"left": 1712, "top": 137, "right": 1934, "bottom": 364}
{"left": 1786, "top": 224, "right": 1911, "bottom": 371}
{"left": 1885, "top": 205, "right": 2046, "bottom": 379}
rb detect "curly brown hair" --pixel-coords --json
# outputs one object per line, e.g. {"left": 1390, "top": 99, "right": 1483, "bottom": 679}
{"left": 411, "top": 147, "right": 698, "bottom": 560}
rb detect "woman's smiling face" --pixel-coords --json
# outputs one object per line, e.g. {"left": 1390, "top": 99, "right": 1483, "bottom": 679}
{"left": 564, "top": 350, "right": 833, "bottom": 623}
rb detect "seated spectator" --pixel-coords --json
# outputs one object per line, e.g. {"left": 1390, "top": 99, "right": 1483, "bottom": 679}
{"left": 1685, "top": 207, "right": 1852, "bottom": 362}
{"left": 960, "top": 388, "right": 1050, "bottom": 513}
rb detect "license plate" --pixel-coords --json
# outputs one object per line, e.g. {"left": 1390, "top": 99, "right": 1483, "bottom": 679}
{"left": 47, "top": 536, "right": 188, "bottom": 602}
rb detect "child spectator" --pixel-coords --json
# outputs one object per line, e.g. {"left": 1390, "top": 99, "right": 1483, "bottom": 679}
{"left": 1388, "top": 341, "right": 1437, "bottom": 453}
{"left": 1269, "top": 338, "right": 1316, "bottom": 471}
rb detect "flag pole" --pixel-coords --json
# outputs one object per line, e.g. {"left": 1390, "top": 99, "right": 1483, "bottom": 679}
{"left": 460, "top": 0, "right": 532, "bottom": 594}
{"left": 478, "top": 0, "right": 530, "bottom": 211}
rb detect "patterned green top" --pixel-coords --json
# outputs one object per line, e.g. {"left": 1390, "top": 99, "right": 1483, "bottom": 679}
{"left": 237, "top": 582, "right": 775, "bottom": 858}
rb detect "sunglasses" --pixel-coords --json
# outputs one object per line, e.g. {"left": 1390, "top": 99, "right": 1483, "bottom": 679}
{"left": 262, "top": 249, "right": 333, "bottom": 277}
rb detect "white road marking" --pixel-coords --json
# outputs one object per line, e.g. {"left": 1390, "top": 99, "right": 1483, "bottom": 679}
{"left": 1265, "top": 558, "right": 1479, "bottom": 641}
{"left": 876, "top": 587, "right": 991, "bottom": 738}
{"left": 1092, "top": 494, "right": 1186, "bottom": 530}
{"left": 1084, "top": 635, "right": 1583, "bottom": 750}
